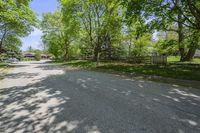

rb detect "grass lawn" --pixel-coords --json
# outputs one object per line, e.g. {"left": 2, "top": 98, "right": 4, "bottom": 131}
{"left": 168, "top": 56, "right": 200, "bottom": 64}
{"left": 193, "top": 58, "right": 200, "bottom": 64}
{"left": 61, "top": 60, "right": 200, "bottom": 81}
{"left": 0, "top": 63, "right": 8, "bottom": 68}
{"left": 167, "top": 56, "right": 180, "bottom": 62}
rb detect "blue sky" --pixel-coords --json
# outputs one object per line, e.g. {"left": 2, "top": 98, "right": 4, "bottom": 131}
{"left": 21, "top": 0, "right": 59, "bottom": 51}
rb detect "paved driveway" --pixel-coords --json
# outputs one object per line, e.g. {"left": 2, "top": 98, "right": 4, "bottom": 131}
{"left": 0, "top": 61, "right": 200, "bottom": 133}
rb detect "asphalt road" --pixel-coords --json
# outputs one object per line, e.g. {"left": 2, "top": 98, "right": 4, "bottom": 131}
{"left": 0, "top": 61, "right": 200, "bottom": 133}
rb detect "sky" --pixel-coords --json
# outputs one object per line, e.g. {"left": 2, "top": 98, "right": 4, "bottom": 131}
{"left": 21, "top": 0, "right": 59, "bottom": 51}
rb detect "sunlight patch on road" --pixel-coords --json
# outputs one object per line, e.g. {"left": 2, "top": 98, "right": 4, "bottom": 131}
{"left": 85, "top": 126, "right": 102, "bottom": 133}
{"left": 0, "top": 63, "right": 65, "bottom": 89}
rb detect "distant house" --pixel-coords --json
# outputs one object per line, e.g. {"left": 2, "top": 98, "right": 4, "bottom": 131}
{"left": 194, "top": 49, "right": 200, "bottom": 57}
{"left": 24, "top": 53, "right": 35, "bottom": 60}
{"left": 23, "top": 52, "right": 50, "bottom": 60}
{"left": 41, "top": 54, "right": 49, "bottom": 59}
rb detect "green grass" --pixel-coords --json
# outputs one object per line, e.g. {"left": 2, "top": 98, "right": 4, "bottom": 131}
{"left": 167, "top": 56, "right": 180, "bottom": 62}
{"left": 167, "top": 56, "right": 200, "bottom": 64}
{"left": 62, "top": 60, "right": 96, "bottom": 68}
{"left": 0, "top": 63, "right": 8, "bottom": 68}
{"left": 193, "top": 58, "right": 200, "bottom": 64}
{"left": 61, "top": 60, "right": 200, "bottom": 81}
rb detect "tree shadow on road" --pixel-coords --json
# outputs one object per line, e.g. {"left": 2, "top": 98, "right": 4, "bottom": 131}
{"left": 5, "top": 72, "right": 39, "bottom": 79}
{"left": 0, "top": 70, "right": 104, "bottom": 133}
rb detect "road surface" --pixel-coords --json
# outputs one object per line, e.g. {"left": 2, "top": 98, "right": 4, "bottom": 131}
{"left": 0, "top": 61, "right": 200, "bottom": 133}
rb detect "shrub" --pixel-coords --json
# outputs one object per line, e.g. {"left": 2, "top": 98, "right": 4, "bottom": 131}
{"left": 35, "top": 51, "right": 41, "bottom": 61}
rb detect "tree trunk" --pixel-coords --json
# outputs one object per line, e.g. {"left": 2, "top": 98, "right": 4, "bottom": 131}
{"left": 179, "top": 48, "right": 185, "bottom": 61}
{"left": 93, "top": 44, "right": 100, "bottom": 61}
{"left": 107, "top": 45, "right": 112, "bottom": 60}
{"left": 178, "top": 17, "right": 185, "bottom": 61}
{"left": 182, "top": 48, "right": 196, "bottom": 61}
{"left": 106, "top": 34, "right": 112, "bottom": 60}
{"left": 128, "top": 38, "right": 132, "bottom": 57}
{"left": 0, "top": 41, "right": 2, "bottom": 54}
{"left": 176, "top": 0, "right": 186, "bottom": 61}
{"left": 64, "top": 52, "right": 68, "bottom": 61}
{"left": 63, "top": 43, "right": 69, "bottom": 61}
{"left": 64, "top": 46, "right": 69, "bottom": 61}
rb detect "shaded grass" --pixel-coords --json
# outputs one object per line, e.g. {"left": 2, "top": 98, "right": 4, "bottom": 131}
{"left": 61, "top": 60, "right": 200, "bottom": 81}
{"left": 62, "top": 60, "right": 96, "bottom": 68}
{"left": 0, "top": 63, "right": 8, "bottom": 68}
{"left": 98, "top": 63, "right": 200, "bottom": 81}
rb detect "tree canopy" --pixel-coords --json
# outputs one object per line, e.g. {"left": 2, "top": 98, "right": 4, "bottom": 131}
{"left": 0, "top": 0, "right": 37, "bottom": 59}
{"left": 1, "top": 0, "right": 200, "bottom": 62}
{"left": 122, "top": 0, "right": 200, "bottom": 61}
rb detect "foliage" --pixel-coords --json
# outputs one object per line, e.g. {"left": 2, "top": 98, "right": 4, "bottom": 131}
{"left": 131, "top": 33, "right": 151, "bottom": 56}
{"left": 59, "top": 0, "right": 123, "bottom": 61}
{"left": 184, "top": 30, "right": 200, "bottom": 49}
{"left": 121, "top": 0, "right": 200, "bottom": 61}
{"left": 154, "top": 40, "right": 178, "bottom": 55}
{"left": 0, "top": 0, "right": 36, "bottom": 59}
{"left": 122, "top": 0, "right": 200, "bottom": 31}
{"left": 34, "top": 51, "right": 41, "bottom": 61}
{"left": 41, "top": 11, "right": 79, "bottom": 61}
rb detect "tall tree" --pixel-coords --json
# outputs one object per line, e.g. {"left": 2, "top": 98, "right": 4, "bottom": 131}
{"left": 0, "top": 0, "right": 36, "bottom": 54}
{"left": 41, "top": 11, "right": 79, "bottom": 60}
{"left": 60, "top": 0, "right": 122, "bottom": 61}
{"left": 122, "top": 0, "right": 200, "bottom": 61}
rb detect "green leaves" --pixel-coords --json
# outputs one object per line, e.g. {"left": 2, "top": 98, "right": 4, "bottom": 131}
{"left": 59, "top": 0, "right": 124, "bottom": 60}
{"left": 40, "top": 8, "right": 80, "bottom": 60}
{"left": 0, "top": 0, "right": 37, "bottom": 55}
{"left": 122, "top": 0, "right": 200, "bottom": 31}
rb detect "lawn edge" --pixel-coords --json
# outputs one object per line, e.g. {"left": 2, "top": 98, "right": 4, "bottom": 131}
{"left": 54, "top": 61, "right": 200, "bottom": 89}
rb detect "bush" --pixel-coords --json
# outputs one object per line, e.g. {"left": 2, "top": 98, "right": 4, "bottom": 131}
{"left": 35, "top": 51, "right": 41, "bottom": 61}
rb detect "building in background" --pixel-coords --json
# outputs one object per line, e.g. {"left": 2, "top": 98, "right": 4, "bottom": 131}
{"left": 41, "top": 54, "right": 50, "bottom": 59}
{"left": 23, "top": 52, "right": 50, "bottom": 60}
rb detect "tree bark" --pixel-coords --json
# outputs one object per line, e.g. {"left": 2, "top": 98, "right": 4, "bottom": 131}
{"left": 128, "top": 38, "right": 132, "bottom": 57}
{"left": 63, "top": 46, "right": 69, "bottom": 61}
{"left": 93, "top": 43, "right": 100, "bottom": 61}
{"left": 176, "top": 0, "right": 185, "bottom": 61}
{"left": 93, "top": 49, "right": 98, "bottom": 61}
{"left": 0, "top": 41, "right": 3, "bottom": 54}
{"left": 107, "top": 40, "right": 112, "bottom": 60}
{"left": 0, "top": 27, "right": 7, "bottom": 54}
{"left": 63, "top": 43, "right": 69, "bottom": 61}
{"left": 182, "top": 48, "right": 196, "bottom": 61}
{"left": 105, "top": 33, "right": 112, "bottom": 60}
{"left": 93, "top": 4, "right": 101, "bottom": 63}
{"left": 178, "top": 20, "right": 185, "bottom": 61}
{"left": 63, "top": 53, "right": 68, "bottom": 61}
{"left": 179, "top": 48, "right": 185, "bottom": 61}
